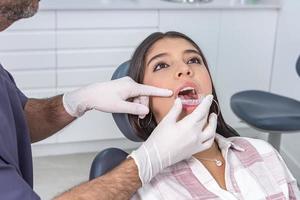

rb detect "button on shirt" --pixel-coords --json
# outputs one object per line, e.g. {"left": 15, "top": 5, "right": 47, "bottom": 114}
{"left": 0, "top": 64, "right": 40, "bottom": 199}
{"left": 133, "top": 134, "right": 300, "bottom": 200}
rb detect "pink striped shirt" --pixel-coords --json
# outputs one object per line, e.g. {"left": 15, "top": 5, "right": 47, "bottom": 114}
{"left": 132, "top": 134, "right": 300, "bottom": 200}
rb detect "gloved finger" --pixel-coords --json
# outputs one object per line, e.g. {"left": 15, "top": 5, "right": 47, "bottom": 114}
{"left": 203, "top": 112, "right": 210, "bottom": 128}
{"left": 133, "top": 96, "right": 149, "bottom": 119}
{"left": 133, "top": 97, "right": 141, "bottom": 104}
{"left": 161, "top": 98, "right": 182, "bottom": 124}
{"left": 185, "top": 94, "right": 213, "bottom": 123}
{"left": 198, "top": 136, "right": 215, "bottom": 151}
{"left": 194, "top": 112, "right": 209, "bottom": 130}
{"left": 117, "top": 101, "right": 150, "bottom": 115}
{"left": 133, "top": 98, "right": 143, "bottom": 118}
{"left": 199, "top": 113, "right": 218, "bottom": 142}
{"left": 133, "top": 84, "right": 173, "bottom": 97}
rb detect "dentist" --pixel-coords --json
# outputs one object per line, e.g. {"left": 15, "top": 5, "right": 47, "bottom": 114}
{"left": 0, "top": 1, "right": 217, "bottom": 200}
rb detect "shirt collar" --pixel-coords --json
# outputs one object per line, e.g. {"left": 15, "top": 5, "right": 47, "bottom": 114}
{"left": 215, "top": 133, "right": 245, "bottom": 152}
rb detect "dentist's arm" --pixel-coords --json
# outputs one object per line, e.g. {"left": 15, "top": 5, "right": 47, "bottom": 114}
{"left": 55, "top": 95, "right": 217, "bottom": 200}
{"left": 25, "top": 77, "right": 172, "bottom": 143}
{"left": 25, "top": 95, "right": 75, "bottom": 143}
{"left": 54, "top": 158, "right": 141, "bottom": 200}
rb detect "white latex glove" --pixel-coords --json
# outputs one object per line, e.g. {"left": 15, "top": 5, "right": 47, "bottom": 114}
{"left": 130, "top": 94, "right": 218, "bottom": 185}
{"left": 62, "top": 77, "right": 173, "bottom": 117}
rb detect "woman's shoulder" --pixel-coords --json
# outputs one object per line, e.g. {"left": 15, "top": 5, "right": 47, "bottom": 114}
{"left": 228, "top": 136, "right": 277, "bottom": 155}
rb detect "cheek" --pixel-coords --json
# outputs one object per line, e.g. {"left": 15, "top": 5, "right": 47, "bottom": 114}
{"left": 203, "top": 76, "right": 213, "bottom": 94}
{"left": 143, "top": 73, "right": 174, "bottom": 123}
{"left": 197, "top": 68, "right": 213, "bottom": 95}
{"left": 150, "top": 97, "right": 174, "bottom": 123}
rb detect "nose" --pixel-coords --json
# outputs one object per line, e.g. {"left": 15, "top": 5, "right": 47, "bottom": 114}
{"left": 175, "top": 63, "right": 193, "bottom": 78}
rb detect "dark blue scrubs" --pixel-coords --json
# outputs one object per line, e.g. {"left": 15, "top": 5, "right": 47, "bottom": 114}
{"left": 0, "top": 64, "right": 40, "bottom": 199}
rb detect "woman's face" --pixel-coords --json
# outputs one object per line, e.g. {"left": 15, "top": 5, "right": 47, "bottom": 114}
{"left": 143, "top": 37, "right": 213, "bottom": 122}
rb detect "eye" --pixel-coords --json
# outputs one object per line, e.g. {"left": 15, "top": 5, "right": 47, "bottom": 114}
{"left": 153, "top": 62, "right": 169, "bottom": 72}
{"left": 187, "top": 57, "right": 202, "bottom": 65}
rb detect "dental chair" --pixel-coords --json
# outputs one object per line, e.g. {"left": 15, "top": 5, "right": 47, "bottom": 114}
{"left": 230, "top": 55, "right": 300, "bottom": 152}
{"left": 89, "top": 61, "right": 143, "bottom": 180}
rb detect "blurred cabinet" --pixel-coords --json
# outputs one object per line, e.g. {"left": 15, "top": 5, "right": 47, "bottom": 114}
{"left": 0, "top": 7, "right": 279, "bottom": 145}
{"left": 0, "top": 10, "right": 159, "bottom": 145}
{"left": 55, "top": 10, "right": 159, "bottom": 143}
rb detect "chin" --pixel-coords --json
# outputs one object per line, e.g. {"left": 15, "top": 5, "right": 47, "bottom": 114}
{"left": 182, "top": 105, "right": 198, "bottom": 114}
{"left": 175, "top": 105, "right": 197, "bottom": 121}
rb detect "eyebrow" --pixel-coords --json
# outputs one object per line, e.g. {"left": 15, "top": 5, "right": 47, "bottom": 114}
{"left": 147, "top": 52, "right": 168, "bottom": 66}
{"left": 184, "top": 49, "right": 201, "bottom": 56}
{"left": 146, "top": 49, "right": 201, "bottom": 66}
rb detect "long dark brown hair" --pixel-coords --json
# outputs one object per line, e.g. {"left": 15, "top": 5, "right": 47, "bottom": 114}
{"left": 128, "top": 31, "right": 239, "bottom": 141}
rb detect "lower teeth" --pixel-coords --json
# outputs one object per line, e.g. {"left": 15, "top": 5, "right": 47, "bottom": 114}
{"left": 180, "top": 98, "right": 203, "bottom": 106}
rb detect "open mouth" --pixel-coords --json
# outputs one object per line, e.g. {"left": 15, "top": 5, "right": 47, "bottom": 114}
{"left": 177, "top": 87, "right": 203, "bottom": 106}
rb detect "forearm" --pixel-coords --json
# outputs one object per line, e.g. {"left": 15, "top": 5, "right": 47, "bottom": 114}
{"left": 54, "top": 158, "right": 141, "bottom": 200}
{"left": 25, "top": 95, "right": 75, "bottom": 143}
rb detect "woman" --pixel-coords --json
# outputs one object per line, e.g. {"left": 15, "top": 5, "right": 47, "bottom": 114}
{"left": 128, "top": 31, "right": 299, "bottom": 199}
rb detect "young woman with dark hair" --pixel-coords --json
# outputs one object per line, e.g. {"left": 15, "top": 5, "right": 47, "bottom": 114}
{"left": 128, "top": 31, "right": 299, "bottom": 199}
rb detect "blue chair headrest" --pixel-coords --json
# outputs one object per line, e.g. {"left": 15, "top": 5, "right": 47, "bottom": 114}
{"left": 296, "top": 55, "right": 300, "bottom": 77}
{"left": 111, "top": 61, "right": 144, "bottom": 142}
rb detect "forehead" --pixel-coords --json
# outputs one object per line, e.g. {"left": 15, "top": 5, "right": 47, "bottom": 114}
{"left": 146, "top": 37, "right": 198, "bottom": 57}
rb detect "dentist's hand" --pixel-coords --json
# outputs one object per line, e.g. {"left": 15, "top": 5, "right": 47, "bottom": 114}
{"left": 130, "top": 95, "right": 218, "bottom": 185}
{"left": 62, "top": 77, "right": 173, "bottom": 117}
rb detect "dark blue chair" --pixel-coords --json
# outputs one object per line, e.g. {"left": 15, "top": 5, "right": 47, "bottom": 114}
{"left": 89, "top": 61, "right": 142, "bottom": 180}
{"left": 230, "top": 55, "right": 300, "bottom": 152}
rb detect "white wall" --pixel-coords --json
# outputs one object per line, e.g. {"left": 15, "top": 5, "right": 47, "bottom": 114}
{"left": 270, "top": 0, "right": 300, "bottom": 182}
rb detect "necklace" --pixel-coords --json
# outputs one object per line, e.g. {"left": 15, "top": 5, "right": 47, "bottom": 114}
{"left": 198, "top": 158, "right": 223, "bottom": 167}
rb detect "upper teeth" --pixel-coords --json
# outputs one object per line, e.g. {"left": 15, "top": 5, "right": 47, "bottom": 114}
{"left": 180, "top": 87, "right": 195, "bottom": 92}
{"left": 177, "top": 87, "right": 197, "bottom": 97}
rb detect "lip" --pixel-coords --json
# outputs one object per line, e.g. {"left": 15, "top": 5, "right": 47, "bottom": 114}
{"left": 174, "top": 81, "right": 200, "bottom": 99}
{"left": 182, "top": 104, "right": 199, "bottom": 113}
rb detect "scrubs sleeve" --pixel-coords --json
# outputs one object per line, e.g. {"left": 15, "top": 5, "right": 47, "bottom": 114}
{"left": 16, "top": 87, "right": 28, "bottom": 108}
{"left": 0, "top": 158, "right": 40, "bottom": 200}
{"left": 5, "top": 69, "right": 28, "bottom": 108}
